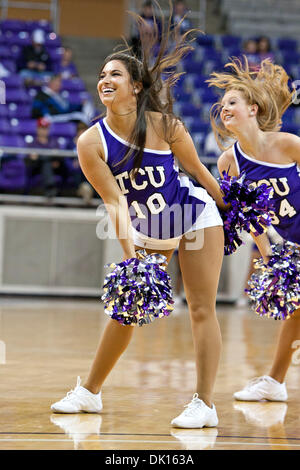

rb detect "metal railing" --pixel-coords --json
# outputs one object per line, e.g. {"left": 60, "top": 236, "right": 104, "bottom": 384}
{"left": 0, "top": 146, "right": 76, "bottom": 157}
{"left": 0, "top": 0, "right": 59, "bottom": 32}
{"left": 0, "top": 145, "right": 217, "bottom": 164}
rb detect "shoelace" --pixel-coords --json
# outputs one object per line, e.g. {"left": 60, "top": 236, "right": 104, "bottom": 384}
{"left": 182, "top": 393, "right": 205, "bottom": 417}
{"left": 244, "top": 376, "right": 271, "bottom": 390}
{"left": 61, "top": 376, "right": 81, "bottom": 401}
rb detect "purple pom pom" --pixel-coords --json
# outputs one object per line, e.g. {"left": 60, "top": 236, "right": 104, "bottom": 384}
{"left": 101, "top": 250, "right": 174, "bottom": 326}
{"left": 219, "top": 171, "right": 273, "bottom": 255}
{"left": 246, "top": 241, "right": 300, "bottom": 320}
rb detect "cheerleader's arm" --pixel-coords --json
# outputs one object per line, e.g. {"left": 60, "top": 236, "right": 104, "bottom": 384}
{"left": 77, "top": 127, "right": 136, "bottom": 261}
{"left": 250, "top": 231, "right": 272, "bottom": 264}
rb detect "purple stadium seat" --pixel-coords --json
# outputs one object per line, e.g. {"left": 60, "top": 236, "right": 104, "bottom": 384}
{"left": 48, "top": 47, "right": 63, "bottom": 62}
{"left": 10, "top": 44, "right": 22, "bottom": 60}
{"left": 0, "top": 117, "right": 10, "bottom": 133}
{"left": 181, "top": 59, "right": 203, "bottom": 74}
{"left": 196, "top": 34, "right": 215, "bottom": 48}
{"left": 45, "top": 33, "right": 61, "bottom": 48}
{"left": 0, "top": 45, "right": 11, "bottom": 58}
{"left": 49, "top": 122, "right": 77, "bottom": 138}
{"left": 1, "top": 59, "right": 16, "bottom": 73}
{"left": 0, "top": 106, "right": 8, "bottom": 118}
{"left": 8, "top": 103, "right": 32, "bottom": 119}
{"left": 61, "top": 90, "right": 89, "bottom": 105}
{"left": 282, "top": 107, "right": 296, "bottom": 124}
{"left": 201, "top": 89, "right": 218, "bottom": 104}
{"left": 180, "top": 103, "right": 200, "bottom": 118}
{"left": 10, "top": 118, "right": 37, "bottom": 136}
{"left": 281, "top": 123, "right": 299, "bottom": 135}
{"left": 6, "top": 89, "right": 31, "bottom": 104}
{"left": 173, "top": 90, "right": 191, "bottom": 102}
{"left": 221, "top": 35, "right": 241, "bottom": 49}
{"left": 26, "top": 20, "right": 52, "bottom": 33}
{"left": 173, "top": 74, "right": 186, "bottom": 89}
{"left": 190, "top": 121, "right": 210, "bottom": 134}
{"left": 0, "top": 19, "right": 24, "bottom": 33}
{"left": 223, "top": 47, "right": 242, "bottom": 60}
{"left": 4, "top": 31, "right": 31, "bottom": 47}
{"left": 281, "top": 51, "right": 300, "bottom": 65}
{"left": 277, "top": 38, "right": 298, "bottom": 51}
{"left": 203, "top": 59, "right": 224, "bottom": 74}
{"left": 0, "top": 158, "right": 26, "bottom": 191}
{"left": 2, "top": 74, "right": 23, "bottom": 88}
{"left": 203, "top": 48, "right": 222, "bottom": 62}
{"left": 56, "top": 136, "right": 73, "bottom": 150}
{"left": 193, "top": 75, "right": 208, "bottom": 89}
{"left": 61, "top": 78, "right": 86, "bottom": 92}
{"left": 0, "top": 134, "right": 24, "bottom": 147}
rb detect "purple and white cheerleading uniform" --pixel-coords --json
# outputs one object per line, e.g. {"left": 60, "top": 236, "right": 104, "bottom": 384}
{"left": 233, "top": 141, "right": 300, "bottom": 243}
{"left": 96, "top": 118, "right": 222, "bottom": 249}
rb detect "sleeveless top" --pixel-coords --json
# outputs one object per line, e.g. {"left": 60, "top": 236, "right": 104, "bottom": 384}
{"left": 96, "top": 117, "right": 212, "bottom": 239}
{"left": 233, "top": 141, "right": 300, "bottom": 243}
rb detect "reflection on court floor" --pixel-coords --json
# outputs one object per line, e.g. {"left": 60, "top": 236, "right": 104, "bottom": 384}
{"left": 0, "top": 298, "right": 299, "bottom": 450}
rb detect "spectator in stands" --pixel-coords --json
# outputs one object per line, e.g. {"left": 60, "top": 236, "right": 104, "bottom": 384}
{"left": 18, "top": 29, "right": 52, "bottom": 86}
{"left": 257, "top": 36, "right": 274, "bottom": 62}
{"left": 241, "top": 39, "right": 259, "bottom": 70}
{"left": 130, "top": 1, "right": 162, "bottom": 58}
{"left": 54, "top": 47, "right": 78, "bottom": 79}
{"left": 172, "top": 0, "right": 193, "bottom": 37}
{"left": 31, "top": 74, "right": 93, "bottom": 125}
{"left": 26, "top": 117, "right": 68, "bottom": 198}
{"left": 67, "top": 122, "right": 94, "bottom": 204}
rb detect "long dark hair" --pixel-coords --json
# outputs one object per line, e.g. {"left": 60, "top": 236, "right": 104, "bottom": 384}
{"left": 99, "top": 0, "right": 198, "bottom": 177}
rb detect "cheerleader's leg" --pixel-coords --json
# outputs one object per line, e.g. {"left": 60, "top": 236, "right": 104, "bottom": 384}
{"left": 178, "top": 225, "right": 224, "bottom": 408}
{"left": 83, "top": 246, "right": 175, "bottom": 394}
{"left": 269, "top": 308, "right": 300, "bottom": 383}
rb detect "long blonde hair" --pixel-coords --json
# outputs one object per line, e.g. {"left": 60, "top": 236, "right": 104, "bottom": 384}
{"left": 206, "top": 56, "right": 294, "bottom": 150}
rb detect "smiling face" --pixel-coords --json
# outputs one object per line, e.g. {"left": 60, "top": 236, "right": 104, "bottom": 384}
{"left": 220, "top": 89, "right": 256, "bottom": 132}
{"left": 97, "top": 60, "right": 140, "bottom": 109}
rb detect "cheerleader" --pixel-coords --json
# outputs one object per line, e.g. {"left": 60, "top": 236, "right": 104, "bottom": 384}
{"left": 208, "top": 57, "right": 300, "bottom": 401}
{"left": 50, "top": 8, "right": 226, "bottom": 428}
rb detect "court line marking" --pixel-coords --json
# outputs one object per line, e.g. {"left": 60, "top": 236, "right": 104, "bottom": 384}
{"left": 0, "top": 432, "right": 300, "bottom": 441}
{"left": 0, "top": 438, "right": 299, "bottom": 447}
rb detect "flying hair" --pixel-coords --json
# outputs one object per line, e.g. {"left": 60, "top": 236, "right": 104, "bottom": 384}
{"left": 98, "top": 0, "right": 201, "bottom": 177}
{"left": 206, "top": 56, "right": 294, "bottom": 151}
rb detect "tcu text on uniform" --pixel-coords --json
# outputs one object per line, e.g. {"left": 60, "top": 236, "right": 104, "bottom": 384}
{"left": 115, "top": 166, "right": 168, "bottom": 218}
{"left": 250, "top": 177, "right": 297, "bottom": 223}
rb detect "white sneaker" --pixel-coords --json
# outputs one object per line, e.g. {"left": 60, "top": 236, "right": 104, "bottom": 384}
{"left": 51, "top": 377, "right": 103, "bottom": 413}
{"left": 171, "top": 394, "right": 218, "bottom": 428}
{"left": 233, "top": 376, "right": 288, "bottom": 402}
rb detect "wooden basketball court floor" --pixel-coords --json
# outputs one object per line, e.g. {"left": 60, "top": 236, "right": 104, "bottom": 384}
{"left": 0, "top": 297, "right": 299, "bottom": 451}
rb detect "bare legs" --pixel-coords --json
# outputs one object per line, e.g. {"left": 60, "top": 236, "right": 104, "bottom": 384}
{"left": 83, "top": 320, "right": 135, "bottom": 394}
{"left": 83, "top": 246, "right": 174, "bottom": 394}
{"left": 83, "top": 227, "right": 224, "bottom": 406}
{"left": 178, "top": 226, "right": 224, "bottom": 408}
{"left": 269, "top": 308, "right": 300, "bottom": 383}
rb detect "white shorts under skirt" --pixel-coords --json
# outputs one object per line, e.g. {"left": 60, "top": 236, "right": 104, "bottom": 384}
{"left": 133, "top": 199, "right": 223, "bottom": 250}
